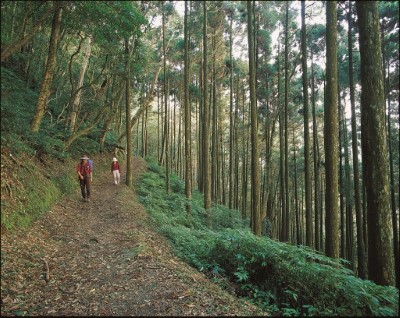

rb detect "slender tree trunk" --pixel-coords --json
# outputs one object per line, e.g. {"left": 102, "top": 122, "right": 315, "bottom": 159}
{"left": 339, "top": 95, "right": 346, "bottom": 259}
{"left": 293, "top": 128, "right": 301, "bottom": 245}
{"left": 159, "top": 84, "right": 165, "bottom": 165}
{"left": 30, "top": 2, "right": 63, "bottom": 132}
{"left": 198, "top": 65, "right": 203, "bottom": 191}
{"left": 69, "top": 36, "right": 92, "bottom": 132}
{"left": 311, "top": 59, "right": 321, "bottom": 251}
{"left": 125, "top": 39, "right": 133, "bottom": 187}
{"left": 234, "top": 76, "right": 240, "bottom": 211}
{"left": 348, "top": 0, "right": 366, "bottom": 278}
{"left": 158, "top": 84, "right": 161, "bottom": 161}
{"left": 229, "top": 17, "right": 234, "bottom": 210}
{"left": 343, "top": 106, "right": 354, "bottom": 267}
{"left": 241, "top": 86, "right": 248, "bottom": 220}
{"left": 162, "top": 3, "right": 170, "bottom": 193}
{"left": 388, "top": 99, "right": 399, "bottom": 288}
{"left": 135, "top": 116, "right": 139, "bottom": 157}
{"left": 211, "top": 33, "right": 217, "bottom": 202}
{"left": 203, "top": 1, "right": 211, "bottom": 220}
{"left": 284, "top": 2, "right": 290, "bottom": 242}
{"left": 173, "top": 93, "right": 177, "bottom": 172}
{"left": 301, "top": 1, "right": 313, "bottom": 247}
{"left": 247, "top": 0, "right": 261, "bottom": 236}
{"left": 277, "top": 40, "right": 286, "bottom": 242}
{"left": 100, "top": 84, "right": 124, "bottom": 152}
{"left": 184, "top": 1, "right": 192, "bottom": 213}
{"left": 356, "top": 1, "right": 395, "bottom": 286}
{"left": 325, "top": 1, "right": 339, "bottom": 259}
{"left": 382, "top": 22, "right": 399, "bottom": 288}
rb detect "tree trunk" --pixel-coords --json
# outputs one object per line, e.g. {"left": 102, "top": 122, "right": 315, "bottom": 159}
{"left": 247, "top": 1, "right": 261, "bottom": 236}
{"left": 234, "top": 76, "right": 240, "bottom": 211}
{"left": 198, "top": 65, "right": 203, "bottom": 191}
{"left": 348, "top": 0, "right": 366, "bottom": 278}
{"left": 162, "top": 2, "right": 170, "bottom": 193}
{"left": 382, "top": 21, "right": 399, "bottom": 288}
{"left": 100, "top": 84, "right": 124, "bottom": 152}
{"left": 211, "top": 32, "right": 217, "bottom": 202}
{"left": 184, "top": 1, "right": 192, "bottom": 213}
{"left": 324, "top": 1, "right": 339, "bottom": 259}
{"left": 125, "top": 39, "right": 133, "bottom": 187}
{"left": 356, "top": 1, "right": 395, "bottom": 286}
{"left": 30, "top": 2, "right": 63, "bottom": 132}
{"left": 293, "top": 128, "right": 301, "bottom": 245}
{"left": 203, "top": 1, "right": 211, "bottom": 219}
{"left": 339, "top": 96, "right": 346, "bottom": 259}
{"left": 69, "top": 36, "right": 92, "bottom": 132}
{"left": 311, "top": 59, "right": 321, "bottom": 251}
{"left": 283, "top": 2, "right": 290, "bottom": 242}
{"left": 343, "top": 105, "right": 354, "bottom": 267}
{"left": 277, "top": 40, "right": 286, "bottom": 242}
{"left": 301, "top": 1, "right": 313, "bottom": 247}
{"left": 388, "top": 97, "right": 399, "bottom": 288}
{"left": 229, "top": 16, "right": 234, "bottom": 210}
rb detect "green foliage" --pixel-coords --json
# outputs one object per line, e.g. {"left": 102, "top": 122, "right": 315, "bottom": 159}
{"left": 1, "top": 67, "right": 37, "bottom": 136}
{"left": 52, "top": 173, "right": 77, "bottom": 196}
{"left": 65, "top": 1, "right": 147, "bottom": 46}
{"left": 1, "top": 160, "right": 77, "bottom": 231}
{"left": 145, "top": 156, "right": 165, "bottom": 176}
{"left": 69, "top": 134, "right": 102, "bottom": 158}
{"left": 27, "top": 130, "right": 69, "bottom": 159}
{"left": 138, "top": 158, "right": 399, "bottom": 317}
{"left": 1, "top": 67, "right": 71, "bottom": 159}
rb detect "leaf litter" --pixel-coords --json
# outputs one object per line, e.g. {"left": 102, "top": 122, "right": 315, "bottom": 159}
{"left": 1, "top": 156, "right": 267, "bottom": 316}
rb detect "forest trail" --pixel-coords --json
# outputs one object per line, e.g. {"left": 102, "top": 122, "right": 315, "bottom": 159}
{"left": 1, "top": 157, "right": 266, "bottom": 316}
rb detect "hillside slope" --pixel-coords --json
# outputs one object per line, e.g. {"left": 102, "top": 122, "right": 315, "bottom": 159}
{"left": 0, "top": 155, "right": 266, "bottom": 316}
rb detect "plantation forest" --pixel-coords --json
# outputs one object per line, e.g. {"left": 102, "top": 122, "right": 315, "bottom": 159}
{"left": 1, "top": 1, "right": 399, "bottom": 316}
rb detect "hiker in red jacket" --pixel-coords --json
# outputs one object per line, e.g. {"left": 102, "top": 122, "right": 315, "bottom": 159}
{"left": 77, "top": 155, "right": 92, "bottom": 202}
{"left": 111, "top": 157, "right": 121, "bottom": 185}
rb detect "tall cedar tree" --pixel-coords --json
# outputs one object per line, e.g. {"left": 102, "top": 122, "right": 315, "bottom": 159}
{"left": 247, "top": 1, "right": 261, "bottom": 236}
{"left": 203, "top": 1, "right": 212, "bottom": 217}
{"left": 301, "top": 0, "right": 313, "bottom": 247}
{"left": 356, "top": 1, "right": 395, "bottom": 286}
{"left": 162, "top": 2, "right": 170, "bottom": 193}
{"left": 184, "top": 1, "right": 192, "bottom": 212}
{"left": 324, "top": 1, "right": 339, "bottom": 258}
{"left": 283, "top": 1, "right": 290, "bottom": 242}
{"left": 347, "top": 0, "right": 366, "bottom": 279}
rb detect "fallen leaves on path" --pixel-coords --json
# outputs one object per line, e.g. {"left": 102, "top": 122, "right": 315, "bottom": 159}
{"left": 1, "top": 157, "right": 267, "bottom": 316}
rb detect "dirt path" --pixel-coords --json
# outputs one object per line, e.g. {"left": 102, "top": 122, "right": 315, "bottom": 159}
{"left": 1, "top": 158, "right": 266, "bottom": 316}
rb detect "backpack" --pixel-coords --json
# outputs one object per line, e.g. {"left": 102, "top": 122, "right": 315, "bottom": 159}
{"left": 88, "top": 159, "right": 93, "bottom": 172}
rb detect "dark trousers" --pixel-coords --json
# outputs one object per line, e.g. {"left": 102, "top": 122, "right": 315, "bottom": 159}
{"left": 79, "top": 175, "right": 91, "bottom": 199}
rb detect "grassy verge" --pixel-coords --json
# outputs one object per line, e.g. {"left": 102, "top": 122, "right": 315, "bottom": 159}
{"left": 137, "top": 156, "right": 399, "bottom": 317}
{"left": 0, "top": 154, "right": 77, "bottom": 232}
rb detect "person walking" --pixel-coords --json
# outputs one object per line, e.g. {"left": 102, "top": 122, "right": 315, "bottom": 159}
{"left": 111, "top": 157, "right": 121, "bottom": 185}
{"left": 77, "top": 155, "right": 92, "bottom": 202}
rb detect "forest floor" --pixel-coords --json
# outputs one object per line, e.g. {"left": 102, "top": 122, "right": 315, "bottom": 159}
{"left": 1, "top": 156, "right": 267, "bottom": 316}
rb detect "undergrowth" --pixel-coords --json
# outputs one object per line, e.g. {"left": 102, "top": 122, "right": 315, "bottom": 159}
{"left": 0, "top": 66, "right": 115, "bottom": 231}
{"left": 0, "top": 154, "right": 77, "bottom": 231}
{"left": 138, "top": 156, "right": 399, "bottom": 316}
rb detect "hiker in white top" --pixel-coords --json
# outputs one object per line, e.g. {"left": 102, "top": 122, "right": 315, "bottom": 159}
{"left": 111, "top": 157, "right": 121, "bottom": 185}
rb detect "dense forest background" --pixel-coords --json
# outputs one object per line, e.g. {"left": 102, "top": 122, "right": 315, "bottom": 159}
{"left": 1, "top": 0, "right": 399, "bottom": 310}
